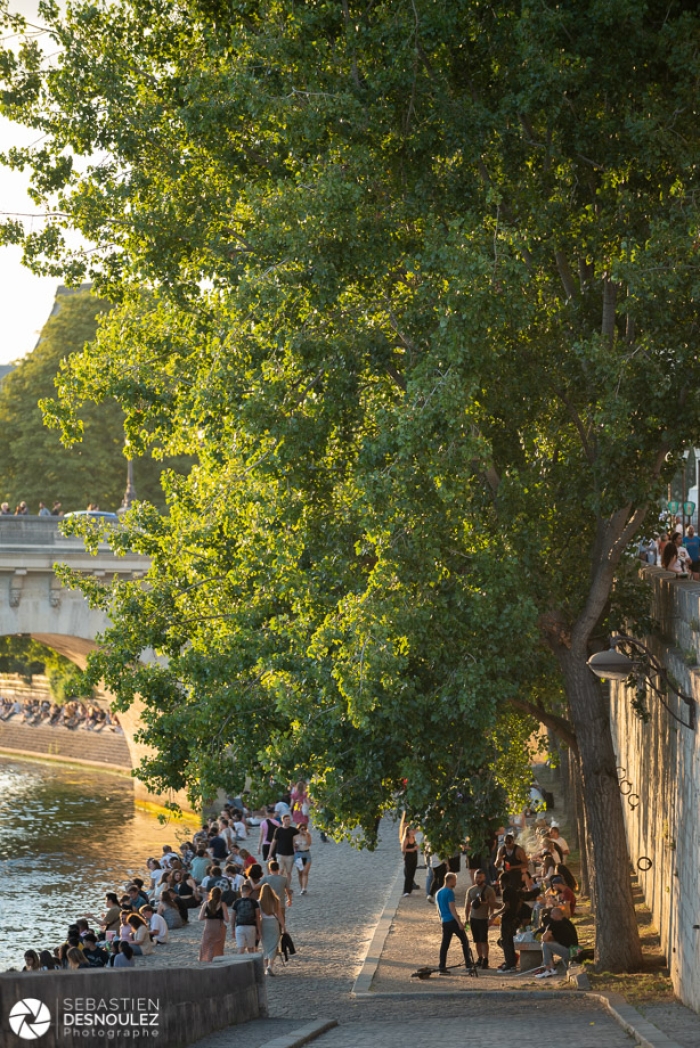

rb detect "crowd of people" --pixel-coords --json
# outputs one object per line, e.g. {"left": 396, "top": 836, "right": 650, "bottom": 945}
{"left": 16, "top": 783, "right": 313, "bottom": 977}
{"left": 638, "top": 517, "right": 700, "bottom": 580}
{"left": 0, "top": 697, "right": 121, "bottom": 731}
{"left": 402, "top": 816, "right": 581, "bottom": 979}
{"left": 0, "top": 500, "right": 62, "bottom": 516}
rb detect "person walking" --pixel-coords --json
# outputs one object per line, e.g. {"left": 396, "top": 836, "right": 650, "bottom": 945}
{"left": 198, "top": 886, "right": 229, "bottom": 962}
{"left": 293, "top": 825, "right": 312, "bottom": 895}
{"left": 435, "top": 872, "right": 473, "bottom": 974}
{"left": 269, "top": 813, "right": 299, "bottom": 890}
{"left": 258, "top": 883, "right": 285, "bottom": 976}
{"left": 258, "top": 809, "right": 282, "bottom": 862}
{"left": 401, "top": 826, "right": 420, "bottom": 896}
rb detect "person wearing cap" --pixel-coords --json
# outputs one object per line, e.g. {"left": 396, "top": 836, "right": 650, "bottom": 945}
{"left": 535, "top": 906, "right": 578, "bottom": 978}
{"left": 549, "top": 876, "right": 576, "bottom": 916}
{"left": 436, "top": 873, "right": 473, "bottom": 974}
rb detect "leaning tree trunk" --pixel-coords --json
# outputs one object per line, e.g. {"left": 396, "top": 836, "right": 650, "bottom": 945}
{"left": 573, "top": 756, "right": 592, "bottom": 899}
{"left": 561, "top": 650, "right": 643, "bottom": 971}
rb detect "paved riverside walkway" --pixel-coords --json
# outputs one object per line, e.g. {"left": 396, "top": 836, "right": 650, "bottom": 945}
{"left": 137, "top": 820, "right": 700, "bottom": 1048}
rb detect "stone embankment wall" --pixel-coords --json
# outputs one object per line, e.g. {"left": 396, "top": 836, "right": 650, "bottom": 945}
{"left": 0, "top": 956, "right": 266, "bottom": 1048}
{"left": 0, "top": 672, "right": 53, "bottom": 701}
{"left": 0, "top": 720, "right": 132, "bottom": 771}
{"left": 609, "top": 565, "right": 700, "bottom": 1013}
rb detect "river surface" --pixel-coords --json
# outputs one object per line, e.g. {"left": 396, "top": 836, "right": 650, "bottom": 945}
{"left": 0, "top": 758, "right": 198, "bottom": 971}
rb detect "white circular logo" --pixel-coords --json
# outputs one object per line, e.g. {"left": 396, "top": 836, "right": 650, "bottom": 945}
{"left": 9, "top": 999, "right": 51, "bottom": 1040}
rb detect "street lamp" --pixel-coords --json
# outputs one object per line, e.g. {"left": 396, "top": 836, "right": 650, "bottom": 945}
{"left": 587, "top": 634, "right": 696, "bottom": 730}
{"left": 118, "top": 460, "right": 136, "bottom": 514}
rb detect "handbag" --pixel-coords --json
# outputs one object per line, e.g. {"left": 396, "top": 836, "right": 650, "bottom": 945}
{"left": 280, "top": 930, "right": 296, "bottom": 961}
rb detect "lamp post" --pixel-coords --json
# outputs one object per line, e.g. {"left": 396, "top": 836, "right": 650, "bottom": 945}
{"left": 118, "top": 460, "right": 136, "bottom": 514}
{"left": 587, "top": 634, "right": 695, "bottom": 730}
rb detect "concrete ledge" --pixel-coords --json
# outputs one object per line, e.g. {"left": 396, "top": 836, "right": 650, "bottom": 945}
{"left": 591, "top": 992, "right": 687, "bottom": 1048}
{"left": 0, "top": 956, "right": 266, "bottom": 1048}
{"left": 351, "top": 861, "right": 403, "bottom": 995}
{"left": 0, "top": 746, "right": 132, "bottom": 774}
{"left": 260, "top": 1019, "right": 338, "bottom": 1048}
{"left": 566, "top": 964, "right": 590, "bottom": 990}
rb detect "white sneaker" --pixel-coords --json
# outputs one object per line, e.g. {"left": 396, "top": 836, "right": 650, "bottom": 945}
{"left": 535, "top": 968, "right": 557, "bottom": 979}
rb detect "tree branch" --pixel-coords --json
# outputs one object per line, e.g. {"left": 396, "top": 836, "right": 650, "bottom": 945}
{"left": 508, "top": 695, "right": 578, "bottom": 752}
{"left": 555, "top": 249, "right": 578, "bottom": 300}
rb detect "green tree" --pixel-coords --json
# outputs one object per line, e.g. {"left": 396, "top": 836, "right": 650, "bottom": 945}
{"left": 3, "top": 0, "right": 700, "bottom": 971}
{"left": 0, "top": 289, "right": 190, "bottom": 512}
{"left": 0, "top": 635, "right": 91, "bottom": 701}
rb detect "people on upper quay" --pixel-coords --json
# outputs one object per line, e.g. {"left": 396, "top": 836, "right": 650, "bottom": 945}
{"left": 661, "top": 532, "right": 697, "bottom": 578}
{"left": 683, "top": 525, "right": 700, "bottom": 573}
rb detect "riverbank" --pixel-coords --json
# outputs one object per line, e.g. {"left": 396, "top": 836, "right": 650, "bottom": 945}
{"left": 0, "top": 717, "right": 132, "bottom": 770}
{"left": 0, "top": 759, "right": 196, "bottom": 971}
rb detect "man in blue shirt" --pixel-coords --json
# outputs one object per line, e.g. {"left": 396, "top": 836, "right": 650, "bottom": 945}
{"left": 436, "top": 873, "right": 473, "bottom": 974}
{"left": 683, "top": 526, "right": 700, "bottom": 569}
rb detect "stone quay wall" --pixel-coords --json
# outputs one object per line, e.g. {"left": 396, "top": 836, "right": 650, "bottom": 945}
{"left": 0, "top": 956, "right": 267, "bottom": 1048}
{"left": 0, "top": 720, "right": 132, "bottom": 772}
{"left": 609, "top": 565, "right": 700, "bottom": 1013}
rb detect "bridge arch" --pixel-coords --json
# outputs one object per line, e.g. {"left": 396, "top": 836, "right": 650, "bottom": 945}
{"left": 0, "top": 517, "right": 185, "bottom": 809}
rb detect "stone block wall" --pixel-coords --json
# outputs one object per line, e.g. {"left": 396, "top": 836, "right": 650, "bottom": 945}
{"left": 0, "top": 956, "right": 266, "bottom": 1048}
{"left": 608, "top": 565, "right": 700, "bottom": 1012}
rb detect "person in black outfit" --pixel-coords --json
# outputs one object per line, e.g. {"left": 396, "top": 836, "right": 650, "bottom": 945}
{"left": 401, "top": 826, "right": 420, "bottom": 896}
{"left": 270, "top": 813, "right": 299, "bottom": 888}
{"left": 536, "top": 906, "right": 579, "bottom": 977}
{"left": 493, "top": 870, "right": 541, "bottom": 973}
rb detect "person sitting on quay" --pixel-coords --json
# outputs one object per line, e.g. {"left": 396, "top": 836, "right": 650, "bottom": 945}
{"left": 81, "top": 934, "right": 109, "bottom": 967}
{"left": 158, "top": 888, "right": 187, "bottom": 928}
{"left": 67, "top": 947, "right": 90, "bottom": 970}
{"left": 127, "top": 912, "right": 153, "bottom": 956}
{"left": 125, "top": 883, "right": 149, "bottom": 911}
{"left": 535, "top": 905, "right": 579, "bottom": 979}
{"left": 189, "top": 847, "right": 211, "bottom": 884}
{"left": 22, "top": 950, "right": 41, "bottom": 972}
{"left": 110, "top": 941, "right": 135, "bottom": 968}
{"left": 141, "top": 904, "right": 169, "bottom": 945}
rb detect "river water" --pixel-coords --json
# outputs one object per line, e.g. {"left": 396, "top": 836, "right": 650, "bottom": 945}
{"left": 0, "top": 758, "right": 198, "bottom": 971}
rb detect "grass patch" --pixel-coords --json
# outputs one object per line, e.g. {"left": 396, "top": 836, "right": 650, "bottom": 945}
{"left": 575, "top": 875, "right": 674, "bottom": 1007}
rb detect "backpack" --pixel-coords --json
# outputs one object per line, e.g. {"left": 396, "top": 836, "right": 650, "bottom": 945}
{"left": 235, "top": 898, "right": 255, "bottom": 923}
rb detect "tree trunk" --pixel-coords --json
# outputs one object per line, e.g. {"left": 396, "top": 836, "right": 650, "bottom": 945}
{"left": 561, "top": 650, "right": 643, "bottom": 971}
{"left": 572, "top": 754, "right": 591, "bottom": 898}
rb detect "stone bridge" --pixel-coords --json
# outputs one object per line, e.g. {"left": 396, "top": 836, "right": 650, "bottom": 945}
{"left": 0, "top": 516, "right": 187, "bottom": 809}
{"left": 0, "top": 516, "right": 148, "bottom": 666}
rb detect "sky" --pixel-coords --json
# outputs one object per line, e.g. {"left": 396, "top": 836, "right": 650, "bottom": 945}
{"left": 0, "top": 1, "right": 62, "bottom": 366}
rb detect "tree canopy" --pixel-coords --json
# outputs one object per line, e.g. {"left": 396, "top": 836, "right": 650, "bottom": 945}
{"left": 0, "top": 289, "right": 192, "bottom": 512}
{"left": 2, "top": 0, "right": 700, "bottom": 968}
